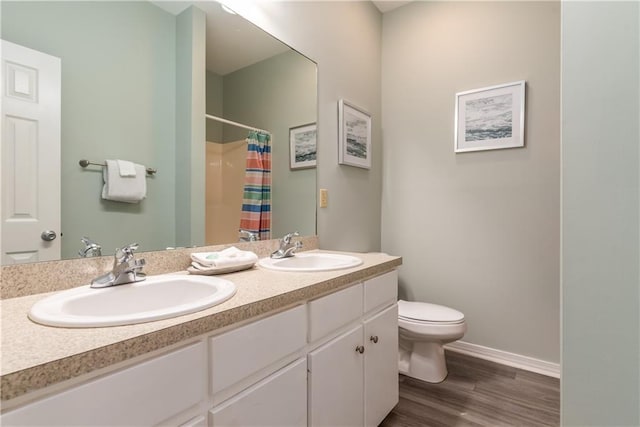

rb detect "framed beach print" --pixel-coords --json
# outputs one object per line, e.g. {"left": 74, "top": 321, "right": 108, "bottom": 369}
{"left": 454, "top": 81, "right": 525, "bottom": 153}
{"left": 338, "top": 99, "right": 371, "bottom": 169}
{"left": 289, "top": 123, "right": 317, "bottom": 170}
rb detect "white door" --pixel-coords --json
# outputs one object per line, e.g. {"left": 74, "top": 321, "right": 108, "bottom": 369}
{"left": 308, "top": 325, "right": 364, "bottom": 427}
{"left": 1, "top": 40, "right": 61, "bottom": 264}
{"left": 364, "top": 304, "right": 399, "bottom": 427}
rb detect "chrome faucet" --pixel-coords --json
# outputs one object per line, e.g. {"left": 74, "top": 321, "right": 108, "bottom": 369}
{"left": 90, "top": 243, "right": 146, "bottom": 288}
{"left": 239, "top": 229, "right": 259, "bottom": 242}
{"left": 271, "top": 232, "right": 303, "bottom": 259}
{"left": 78, "top": 236, "right": 102, "bottom": 258}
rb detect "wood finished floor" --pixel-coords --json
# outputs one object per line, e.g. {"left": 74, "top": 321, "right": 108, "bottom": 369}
{"left": 380, "top": 351, "right": 560, "bottom": 427}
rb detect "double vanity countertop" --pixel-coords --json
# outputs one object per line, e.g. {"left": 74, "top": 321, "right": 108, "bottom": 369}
{"left": 0, "top": 249, "right": 401, "bottom": 402}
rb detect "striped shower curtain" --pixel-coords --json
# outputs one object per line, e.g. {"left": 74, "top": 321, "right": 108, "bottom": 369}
{"left": 239, "top": 131, "right": 271, "bottom": 240}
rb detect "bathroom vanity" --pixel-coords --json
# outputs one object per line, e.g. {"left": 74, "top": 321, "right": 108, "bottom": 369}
{"left": 0, "top": 250, "right": 401, "bottom": 426}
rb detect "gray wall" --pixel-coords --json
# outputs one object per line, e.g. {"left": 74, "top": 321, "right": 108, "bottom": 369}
{"left": 380, "top": 2, "right": 560, "bottom": 363}
{"left": 229, "top": 1, "right": 383, "bottom": 252}
{"left": 562, "top": 1, "right": 640, "bottom": 424}
{"left": 206, "top": 71, "right": 224, "bottom": 143}
{"left": 1, "top": 1, "right": 178, "bottom": 258}
{"left": 175, "top": 6, "right": 206, "bottom": 248}
{"left": 221, "top": 51, "right": 317, "bottom": 238}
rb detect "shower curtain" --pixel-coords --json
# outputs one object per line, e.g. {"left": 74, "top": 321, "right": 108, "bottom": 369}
{"left": 239, "top": 131, "right": 271, "bottom": 241}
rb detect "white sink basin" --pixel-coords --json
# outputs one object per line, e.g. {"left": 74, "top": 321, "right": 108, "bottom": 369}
{"left": 258, "top": 252, "right": 363, "bottom": 272}
{"left": 28, "top": 275, "right": 236, "bottom": 328}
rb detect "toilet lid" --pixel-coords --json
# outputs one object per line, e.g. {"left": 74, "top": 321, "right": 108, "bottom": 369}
{"left": 398, "top": 300, "right": 465, "bottom": 323}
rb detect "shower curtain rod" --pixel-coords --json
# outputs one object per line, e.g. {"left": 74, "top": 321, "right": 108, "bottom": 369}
{"left": 205, "top": 114, "right": 271, "bottom": 135}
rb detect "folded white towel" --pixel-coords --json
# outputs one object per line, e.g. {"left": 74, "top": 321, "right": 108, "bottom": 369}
{"left": 117, "top": 160, "right": 137, "bottom": 177}
{"left": 187, "top": 261, "right": 255, "bottom": 275}
{"left": 191, "top": 247, "right": 258, "bottom": 269}
{"left": 102, "top": 159, "right": 147, "bottom": 203}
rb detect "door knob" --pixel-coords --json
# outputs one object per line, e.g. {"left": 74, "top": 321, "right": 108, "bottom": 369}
{"left": 41, "top": 230, "right": 57, "bottom": 241}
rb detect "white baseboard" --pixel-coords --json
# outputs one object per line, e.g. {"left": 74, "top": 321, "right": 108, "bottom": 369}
{"left": 444, "top": 341, "right": 560, "bottom": 379}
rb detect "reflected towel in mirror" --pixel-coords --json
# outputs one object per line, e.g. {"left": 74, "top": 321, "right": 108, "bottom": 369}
{"left": 191, "top": 246, "right": 258, "bottom": 269}
{"left": 102, "top": 159, "right": 147, "bottom": 203}
{"left": 116, "top": 159, "right": 137, "bottom": 177}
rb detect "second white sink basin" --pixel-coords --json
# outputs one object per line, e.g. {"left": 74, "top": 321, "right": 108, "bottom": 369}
{"left": 258, "top": 252, "right": 363, "bottom": 272}
{"left": 28, "top": 275, "right": 236, "bottom": 328}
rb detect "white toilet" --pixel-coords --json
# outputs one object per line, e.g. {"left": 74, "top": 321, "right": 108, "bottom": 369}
{"left": 397, "top": 300, "right": 467, "bottom": 383}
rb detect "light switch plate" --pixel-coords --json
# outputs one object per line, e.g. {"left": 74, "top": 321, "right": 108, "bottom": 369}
{"left": 319, "top": 189, "right": 328, "bottom": 208}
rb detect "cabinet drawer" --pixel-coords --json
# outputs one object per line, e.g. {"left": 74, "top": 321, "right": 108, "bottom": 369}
{"left": 364, "top": 270, "right": 397, "bottom": 313}
{"left": 308, "top": 283, "right": 363, "bottom": 343}
{"left": 209, "top": 358, "right": 307, "bottom": 427}
{"left": 2, "top": 342, "right": 206, "bottom": 426}
{"left": 210, "top": 304, "right": 306, "bottom": 397}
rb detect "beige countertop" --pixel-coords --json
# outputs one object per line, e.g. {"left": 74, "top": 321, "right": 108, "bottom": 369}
{"left": 0, "top": 250, "right": 401, "bottom": 402}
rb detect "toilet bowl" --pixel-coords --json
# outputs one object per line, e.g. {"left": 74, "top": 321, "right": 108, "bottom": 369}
{"left": 398, "top": 300, "right": 466, "bottom": 383}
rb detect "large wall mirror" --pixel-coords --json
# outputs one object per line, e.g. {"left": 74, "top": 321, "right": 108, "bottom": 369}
{"left": 1, "top": 1, "right": 317, "bottom": 265}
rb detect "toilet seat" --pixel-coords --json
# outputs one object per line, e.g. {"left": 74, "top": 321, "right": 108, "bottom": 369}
{"left": 399, "top": 316, "right": 464, "bottom": 326}
{"left": 398, "top": 300, "right": 465, "bottom": 325}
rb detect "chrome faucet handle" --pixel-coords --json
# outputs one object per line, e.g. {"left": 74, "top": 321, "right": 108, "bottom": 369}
{"left": 115, "top": 243, "right": 139, "bottom": 261}
{"left": 112, "top": 248, "right": 145, "bottom": 286}
{"left": 121, "top": 243, "right": 139, "bottom": 256}
{"left": 112, "top": 243, "right": 141, "bottom": 273}
{"left": 271, "top": 232, "right": 302, "bottom": 259}
{"left": 91, "top": 243, "right": 145, "bottom": 288}
{"left": 282, "top": 231, "right": 299, "bottom": 245}
{"left": 78, "top": 236, "right": 102, "bottom": 258}
{"left": 81, "top": 236, "right": 96, "bottom": 246}
{"left": 239, "top": 229, "right": 259, "bottom": 242}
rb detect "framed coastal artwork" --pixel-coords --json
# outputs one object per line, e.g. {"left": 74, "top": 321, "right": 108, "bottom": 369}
{"left": 454, "top": 81, "right": 525, "bottom": 153}
{"left": 338, "top": 99, "right": 371, "bottom": 169}
{"left": 289, "top": 123, "right": 317, "bottom": 169}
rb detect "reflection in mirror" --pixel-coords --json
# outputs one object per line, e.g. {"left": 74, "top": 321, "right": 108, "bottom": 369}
{"left": 0, "top": 1, "right": 317, "bottom": 265}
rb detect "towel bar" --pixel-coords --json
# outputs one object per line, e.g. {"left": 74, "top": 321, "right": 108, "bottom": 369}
{"left": 79, "top": 159, "right": 157, "bottom": 176}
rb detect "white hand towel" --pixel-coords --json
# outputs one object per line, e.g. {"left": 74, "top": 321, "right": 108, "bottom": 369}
{"left": 191, "top": 247, "right": 258, "bottom": 269}
{"left": 117, "top": 160, "right": 137, "bottom": 177}
{"left": 102, "top": 159, "right": 147, "bottom": 203}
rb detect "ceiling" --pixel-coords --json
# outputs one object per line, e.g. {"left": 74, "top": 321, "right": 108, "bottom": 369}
{"left": 151, "top": 0, "right": 411, "bottom": 75}
{"left": 152, "top": 1, "right": 290, "bottom": 76}
{"left": 372, "top": 1, "right": 412, "bottom": 13}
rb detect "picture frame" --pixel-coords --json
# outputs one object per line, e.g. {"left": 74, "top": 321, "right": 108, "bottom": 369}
{"left": 338, "top": 99, "right": 371, "bottom": 169}
{"left": 289, "top": 123, "right": 317, "bottom": 170}
{"left": 454, "top": 80, "right": 525, "bottom": 153}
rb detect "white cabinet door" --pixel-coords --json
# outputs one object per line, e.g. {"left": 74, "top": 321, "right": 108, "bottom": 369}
{"left": 364, "top": 304, "right": 399, "bottom": 427}
{"left": 210, "top": 358, "right": 307, "bottom": 427}
{"left": 308, "top": 325, "right": 364, "bottom": 427}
